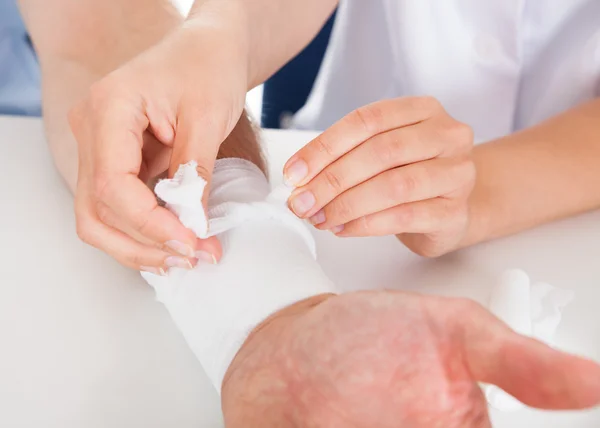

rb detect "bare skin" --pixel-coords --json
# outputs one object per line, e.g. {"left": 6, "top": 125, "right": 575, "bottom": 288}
{"left": 223, "top": 292, "right": 600, "bottom": 428}
{"left": 17, "top": 2, "right": 600, "bottom": 426}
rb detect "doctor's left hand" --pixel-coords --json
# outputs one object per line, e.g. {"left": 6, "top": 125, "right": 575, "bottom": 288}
{"left": 284, "top": 97, "right": 475, "bottom": 257}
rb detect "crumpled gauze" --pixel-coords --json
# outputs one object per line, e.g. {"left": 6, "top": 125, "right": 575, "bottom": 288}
{"left": 142, "top": 158, "right": 337, "bottom": 392}
{"left": 484, "top": 269, "right": 575, "bottom": 411}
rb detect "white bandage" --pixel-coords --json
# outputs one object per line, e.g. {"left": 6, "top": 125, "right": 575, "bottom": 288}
{"left": 142, "top": 159, "right": 338, "bottom": 392}
{"left": 484, "top": 269, "right": 575, "bottom": 411}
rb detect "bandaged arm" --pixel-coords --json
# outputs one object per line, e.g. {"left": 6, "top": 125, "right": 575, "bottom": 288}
{"left": 142, "top": 129, "right": 337, "bottom": 391}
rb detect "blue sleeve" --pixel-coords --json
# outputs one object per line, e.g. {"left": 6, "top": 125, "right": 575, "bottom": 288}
{"left": 0, "top": 0, "right": 41, "bottom": 116}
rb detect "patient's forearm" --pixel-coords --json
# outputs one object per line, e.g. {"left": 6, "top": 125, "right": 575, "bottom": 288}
{"left": 218, "top": 112, "right": 266, "bottom": 174}
{"left": 142, "top": 152, "right": 337, "bottom": 390}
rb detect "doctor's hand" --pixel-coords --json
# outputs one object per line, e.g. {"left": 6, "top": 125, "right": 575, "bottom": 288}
{"left": 69, "top": 21, "right": 248, "bottom": 272}
{"left": 284, "top": 97, "right": 475, "bottom": 257}
{"left": 222, "top": 291, "right": 600, "bottom": 428}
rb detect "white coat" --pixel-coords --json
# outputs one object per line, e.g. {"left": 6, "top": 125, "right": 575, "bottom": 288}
{"left": 294, "top": 0, "right": 600, "bottom": 143}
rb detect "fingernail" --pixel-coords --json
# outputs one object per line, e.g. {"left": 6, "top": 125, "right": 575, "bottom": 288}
{"left": 140, "top": 266, "right": 167, "bottom": 276}
{"left": 165, "top": 256, "right": 193, "bottom": 269}
{"left": 290, "top": 191, "right": 316, "bottom": 216}
{"left": 330, "top": 225, "right": 345, "bottom": 234}
{"left": 196, "top": 250, "right": 218, "bottom": 265}
{"left": 309, "top": 210, "right": 326, "bottom": 225}
{"left": 164, "top": 240, "right": 195, "bottom": 258}
{"left": 284, "top": 159, "right": 309, "bottom": 186}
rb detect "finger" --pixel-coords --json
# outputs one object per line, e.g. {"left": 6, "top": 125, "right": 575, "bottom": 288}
{"left": 283, "top": 97, "right": 442, "bottom": 187}
{"left": 90, "top": 202, "right": 201, "bottom": 271}
{"left": 85, "top": 86, "right": 200, "bottom": 257}
{"left": 288, "top": 122, "right": 443, "bottom": 218}
{"left": 138, "top": 133, "right": 225, "bottom": 262}
{"left": 98, "top": 189, "right": 222, "bottom": 264}
{"left": 97, "top": 174, "right": 199, "bottom": 257}
{"left": 96, "top": 200, "right": 163, "bottom": 247}
{"left": 168, "top": 101, "right": 226, "bottom": 207}
{"left": 195, "top": 236, "right": 222, "bottom": 264}
{"left": 304, "top": 157, "right": 473, "bottom": 229}
{"left": 167, "top": 106, "right": 229, "bottom": 261}
{"left": 75, "top": 211, "right": 192, "bottom": 273}
{"left": 140, "top": 131, "right": 172, "bottom": 182}
{"left": 460, "top": 301, "right": 600, "bottom": 410}
{"left": 336, "top": 197, "right": 465, "bottom": 237}
{"left": 89, "top": 82, "right": 149, "bottom": 176}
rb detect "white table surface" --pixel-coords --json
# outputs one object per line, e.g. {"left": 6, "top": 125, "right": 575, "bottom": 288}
{"left": 1, "top": 115, "right": 599, "bottom": 428}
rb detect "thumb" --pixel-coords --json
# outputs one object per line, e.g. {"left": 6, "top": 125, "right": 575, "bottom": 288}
{"left": 462, "top": 306, "right": 600, "bottom": 410}
{"left": 169, "top": 107, "right": 225, "bottom": 261}
{"left": 169, "top": 108, "right": 223, "bottom": 205}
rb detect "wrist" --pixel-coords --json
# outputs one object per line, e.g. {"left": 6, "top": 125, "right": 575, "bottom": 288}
{"left": 222, "top": 293, "right": 335, "bottom": 391}
{"left": 458, "top": 145, "right": 495, "bottom": 249}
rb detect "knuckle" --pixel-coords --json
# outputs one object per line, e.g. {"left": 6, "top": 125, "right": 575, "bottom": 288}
{"left": 323, "top": 169, "right": 344, "bottom": 193}
{"left": 95, "top": 202, "right": 112, "bottom": 225}
{"left": 313, "top": 134, "right": 335, "bottom": 157}
{"left": 446, "top": 120, "right": 474, "bottom": 149}
{"left": 359, "top": 215, "right": 370, "bottom": 233}
{"left": 372, "top": 132, "right": 402, "bottom": 166}
{"left": 131, "top": 208, "right": 153, "bottom": 236}
{"left": 74, "top": 198, "right": 95, "bottom": 245}
{"left": 330, "top": 197, "right": 354, "bottom": 221}
{"left": 349, "top": 103, "right": 384, "bottom": 133}
{"left": 358, "top": 214, "right": 379, "bottom": 236}
{"left": 92, "top": 171, "right": 112, "bottom": 201}
{"left": 409, "top": 240, "right": 444, "bottom": 258}
{"left": 394, "top": 204, "right": 415, "bottom": 228}
{"left": 128, "top": 251, "right": 147, "bottom": 269}
{"left": 455, "top": 297, "right": 484, "bottom": 315}
{"left": 390, "top": 170, "right": 420, "bottom": 200}
{"left": 75, "top": 215, "right": 95, "bottom": 245}
{"left": 411, "top": 96, "right": 441, "bottom": 114}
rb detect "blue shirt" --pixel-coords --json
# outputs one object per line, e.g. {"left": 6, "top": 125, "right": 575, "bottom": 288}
{"left": 0, "top": 0, "right": 41, "bottom": 116}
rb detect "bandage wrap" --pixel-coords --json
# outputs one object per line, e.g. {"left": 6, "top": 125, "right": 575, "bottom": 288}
{"left": 484, "top": 269, "right": 574, "bottom": 411}
{"left": 142, "top": 159, "right": 337, "bottom": 391}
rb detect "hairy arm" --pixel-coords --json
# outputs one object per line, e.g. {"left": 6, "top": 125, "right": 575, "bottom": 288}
{"left": 464, "top": 98, "right": 600, "bottom": 246}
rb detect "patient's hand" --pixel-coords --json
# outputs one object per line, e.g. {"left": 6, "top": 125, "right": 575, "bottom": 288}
{"left": 222, "top": 291, "right": 600, "bottom": 428}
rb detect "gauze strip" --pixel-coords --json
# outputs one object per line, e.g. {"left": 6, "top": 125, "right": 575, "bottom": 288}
{"left": 484, "top": 269, "right": 575, "bottom": 411}
{"left": 154, "top": 159, "right": 316, "bottom": 256}
{"left": 143, "top": 159, "right": 337, "bottom": 391}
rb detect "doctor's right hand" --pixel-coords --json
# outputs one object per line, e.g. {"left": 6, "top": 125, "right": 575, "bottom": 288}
{"left": 69, "top": 18, "right": 248, "bottom": 273}
{"left": 222, "top": 291, "right": 600, "bottom": 428}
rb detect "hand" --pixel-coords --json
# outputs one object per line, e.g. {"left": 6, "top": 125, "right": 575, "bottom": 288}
{"left": 284, "top": 97, "right": 475, "bottom": 257}
{"left": 222, "top": 291, "right": 600, "bottom": 428}
{"left": 69, "top": 19, "right": 248, "bottom": 273}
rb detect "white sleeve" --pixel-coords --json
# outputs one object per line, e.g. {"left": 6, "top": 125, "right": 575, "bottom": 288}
{"left": 141, "top": 159, "right": 338, "bottom": 392}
